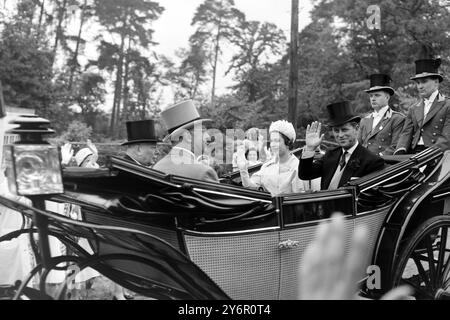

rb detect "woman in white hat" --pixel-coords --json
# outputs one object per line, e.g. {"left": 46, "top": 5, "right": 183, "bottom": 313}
{"left": 237, "top": 120, "right": 306, "bottom": 196}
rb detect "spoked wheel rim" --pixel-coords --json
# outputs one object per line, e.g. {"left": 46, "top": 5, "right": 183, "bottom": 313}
{"left": 393, "top": 216, "right": 450, "bottom": 300}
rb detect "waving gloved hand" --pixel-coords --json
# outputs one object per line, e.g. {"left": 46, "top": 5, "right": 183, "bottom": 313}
{"left": 61, "top": 142, "right": 74, "bottom": 165}
{"left": 236, "top": 147, "right": 248, "bottom": 171}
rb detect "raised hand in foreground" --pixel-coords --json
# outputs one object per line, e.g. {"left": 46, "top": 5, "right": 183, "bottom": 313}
{"left": 299, "top": 213, "right": 413, "bottom": 300}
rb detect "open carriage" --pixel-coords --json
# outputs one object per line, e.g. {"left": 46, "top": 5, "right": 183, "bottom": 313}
{"left": 1, "top": 115, "right": 450, "bottom": 300}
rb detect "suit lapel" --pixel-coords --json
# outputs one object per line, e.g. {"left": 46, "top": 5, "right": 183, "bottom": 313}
{"left": 322, "top": 148, "right": 341, "bottom": 189}
{"left": 414, "top": 101, "right": 425, "bottom": 127}
{"left": 423, "top": 93, "right": 446, "bottom": 126}
{"left": 339, "top": 145, "right": 362, "bottom": 187}
{"left": 367, "top": 108, "right": 391, "bottom": 140}
{"left": 359, "top": 117, "right": 373, "bottom": 144}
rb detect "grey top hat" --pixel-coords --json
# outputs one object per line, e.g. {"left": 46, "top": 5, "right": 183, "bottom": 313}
{"left": 160, "top": 100, "right": 211, "bottom": 142}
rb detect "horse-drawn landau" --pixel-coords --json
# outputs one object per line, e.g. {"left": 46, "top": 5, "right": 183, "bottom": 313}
{"left": 1, "top": 115, "right": 450, "bottom": 300}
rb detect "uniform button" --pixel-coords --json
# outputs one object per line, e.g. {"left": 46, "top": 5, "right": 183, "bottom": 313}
{"left": 378, "top": 146, "right": 382, "bottom": 149}
{"left": 440, "top": 119, "right": 443, "bottom": 122}
{"left": 435, "top": 126, "right": 439, "bottom": 129}
{"left": 388, "top": 133, "right": 391, "bottom": 136}
{"left": 368, "top": 142, "right": 371, "bottom": 145}
{"left": 432, "top": 140, "right": 436, "bottom": 143}
{"left": 433, "top": 133, "right": 437, "bottom": 136}
{"left": 421, "top": 129, "right": 424, "bottom": 132}
{"left": 381, "top": 139, "right": 385, "bottom": 141}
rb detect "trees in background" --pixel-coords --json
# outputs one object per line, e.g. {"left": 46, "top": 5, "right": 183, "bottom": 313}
{"left": 0, "top": 8, "right": 54, "bottom": 112}
{"left": 190, "top": 0, "right": 245, "bottom": 107}
{"left": 0, "top": 0, "right": 449, "bottom": 141}
{"left": 227, "top": 20, "right": 286, "bottom": 103}
{"left": 93, "top": 0, "right": 164, "bottom": 137}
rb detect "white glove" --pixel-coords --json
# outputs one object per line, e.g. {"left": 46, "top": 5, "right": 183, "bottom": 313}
{"left": 236, "top": 147, "right": 248, "bottom": 171}
{"left": 61, "top": 143, "right": 74, "bottom": 165}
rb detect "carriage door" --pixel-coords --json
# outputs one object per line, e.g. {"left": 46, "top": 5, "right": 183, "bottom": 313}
{"left": 277, "top": 188, "right": 356, "bottom": 299}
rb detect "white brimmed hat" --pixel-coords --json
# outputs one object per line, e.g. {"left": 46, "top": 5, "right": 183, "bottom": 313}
{"left": 75, "top": 148, "right": 93, "bottom": 166}
{"left": 160, "top": 100, "right": 211, "bottom": 142}
{"left": 269, "top": 120, "right": 296, "bottom": 143}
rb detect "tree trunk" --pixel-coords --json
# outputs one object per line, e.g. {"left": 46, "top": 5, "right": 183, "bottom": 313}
{"left": 121, "top": 37, "right": 132, "bottom": 122}
{"left": 68, "top": 0, "right": 87, "bottom": 90}
{"left": 52, "top": 0, "right": 68, "bottom": 65}
{"left": 211, "top": 20, "right": 222, "bottom": 108}
{"left": 109, "top": 32, "right": 126, "bottom": 136}
{"left": 288, "top": 0, "right": 299, "bottom": 131}
{"left": 38, "top": 0, "right": 45, "bottom": 32}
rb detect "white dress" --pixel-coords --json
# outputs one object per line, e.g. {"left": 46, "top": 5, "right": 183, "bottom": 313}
{"left": 241, "top": 154, "right": 309, "bottom": 196}
{"left": 0, "top": 176, "right": 38, "bottom": 287}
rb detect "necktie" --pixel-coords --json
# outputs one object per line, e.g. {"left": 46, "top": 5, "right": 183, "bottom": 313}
{"left": 339, "top": 151, "right": 348, "bottom": 170}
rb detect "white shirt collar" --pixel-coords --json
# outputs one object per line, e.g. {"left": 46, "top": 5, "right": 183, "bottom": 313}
{"left": 424, "top": 90, "right": 439, "bottom": 104}
{"left": 373, "top": 105, "right": 389, "bottom": 117}
{"left": 343, "top": 140, "right": 359, "bottom": 156}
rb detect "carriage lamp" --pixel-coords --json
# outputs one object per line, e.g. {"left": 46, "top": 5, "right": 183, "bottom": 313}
{"left": 4, "top": 114, "right": 63, "bottom": 269}
{"left": 4, "top": 115, "right": 63, "bottom": 196}
{"left": 4, "top": 144, "right": 63, "bottom": 196}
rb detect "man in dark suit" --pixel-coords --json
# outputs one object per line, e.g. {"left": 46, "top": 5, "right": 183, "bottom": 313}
{"left": 358, "top": 74, "right": 405, "bottom": 156}
{"left": 298, "top": 101, "right": 385, "bottom": 190}
{"left": 153, "top": 100, "right": 219, "bottom": 182}
{"left": 121, "top": 119, "right": 159, "bottom": 166}
{"left": 395, "top": 58, "right": 450, "bottom": 154}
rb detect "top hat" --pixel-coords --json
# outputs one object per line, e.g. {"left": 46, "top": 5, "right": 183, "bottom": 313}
{"left": 410, "top": 58, "right": 444, "bottom": 82}
{"left": 121, "top": 119, "right": 159, "bottom": 146}
{"left": 365, "top": 74, "right": 395, "bottom": 96}
{"left": 326, "top": 101, "right": 361, "bottom": 127}
{"left": 160, "top": 100, "right": 211, "bottom": 142}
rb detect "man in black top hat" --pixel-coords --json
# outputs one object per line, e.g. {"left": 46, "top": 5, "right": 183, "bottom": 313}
{"left": 121, "top": 119, "right": 159, "bottom": 166}
{"left": 395, "top": 58, "right": 450, "bottom": 154}
{"left": 358, "top": 74, "right": 405, "bottom": 155}
{"left": 298, "top": 101, "right": 385, "bottom": 190}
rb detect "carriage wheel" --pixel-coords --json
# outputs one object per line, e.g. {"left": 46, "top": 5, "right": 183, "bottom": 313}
{"left": 393, "top": 215, "right": 450, "bottom": 300}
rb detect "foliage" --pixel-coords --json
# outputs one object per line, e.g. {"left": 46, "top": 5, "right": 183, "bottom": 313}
{"left": 190, "top": 0, "right": 245, "bottom": 106}
{"left": 59, "top": 119, "right": 93, "bottom": 141}
{"left": 1, "top": 0, "right": 449, "bottom": 143}
{"left": 93, "top": 0, "right": 164, "bottom": 136}
{"left": 163, "top": 44, "right": 210, "bottom": 101}
{"left": 227, "top": 20, "right": 286, "bottom": 102}
{"left": 0, "top": 17, "right": 54, "bottom": 111}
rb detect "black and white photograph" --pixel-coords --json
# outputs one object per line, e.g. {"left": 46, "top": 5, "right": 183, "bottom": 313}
{"left": 0, "top": 0, "right": 450, "bottom": 304}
